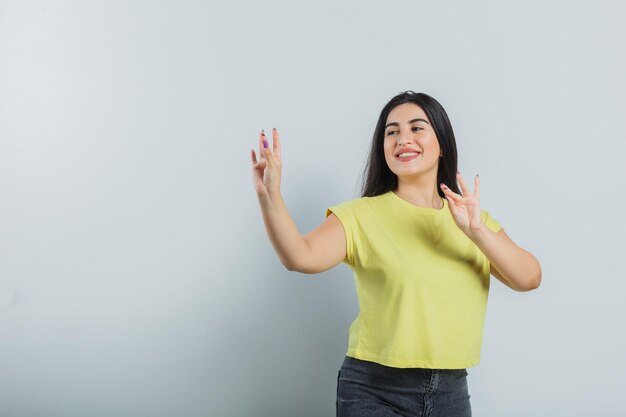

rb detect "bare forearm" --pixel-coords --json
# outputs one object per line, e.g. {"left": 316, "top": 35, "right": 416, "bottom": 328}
{"left": 257, "top": 190, "right": 309, "bottom": 270}
{"left": 467, "top": 225, "right": 542, "bottom": 291}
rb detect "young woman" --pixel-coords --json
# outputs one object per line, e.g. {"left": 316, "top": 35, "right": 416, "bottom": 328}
{"left": 250, "top": 91, "right": 542, "bottom": 417}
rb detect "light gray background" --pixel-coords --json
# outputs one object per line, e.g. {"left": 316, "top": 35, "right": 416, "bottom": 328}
{"left": 1, "top": 1, "right": 624, "bottom": 416}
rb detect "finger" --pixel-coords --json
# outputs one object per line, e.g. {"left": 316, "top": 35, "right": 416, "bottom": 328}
{"left": 272, "top": 127, "right": 281, "bottom": 160}
{"left": 456, "top": 171, "right": 471, "bottom": 196}
{"left": 474, "top": 174, "right": 480, "bottom": 199}
{"left": 251, "top": 148, "right": 257, "bottom": 165}
{"left": 259, "top": 130, "right": 266, "bottom": 161}
{"left": 262, "top": 135, "right": 274, "bottom": 169}
{"left": 445, "top": 194, "right": 458, "bottom": 209}
{"left": 440, "top": 183, "right": 462, "bottom": 201}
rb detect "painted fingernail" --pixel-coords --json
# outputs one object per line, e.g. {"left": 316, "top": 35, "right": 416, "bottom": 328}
{"left": 263, "top": 140, "right": 268, "bottom": 149}
{"left": 261, "top": 129, "right": 265, "bottom": 136}
{"left": 272, "top": 127, "right": 276, "bottom": 132}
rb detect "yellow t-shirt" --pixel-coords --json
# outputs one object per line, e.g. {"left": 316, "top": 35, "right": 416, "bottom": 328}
{"left": 326, "top": 190, "right": 503, "bottom": 369}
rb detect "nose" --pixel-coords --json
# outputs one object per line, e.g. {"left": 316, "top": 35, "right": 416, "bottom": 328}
{"left": 397, "top": 131, "right": 416, "bottom": 146}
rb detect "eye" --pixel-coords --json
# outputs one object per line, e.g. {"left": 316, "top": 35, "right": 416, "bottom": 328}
{"left": 412, "top": 126, "right": 423, "bottom": 131}
{"left": 386, "top": 130, "right": 397, "bottom": 136}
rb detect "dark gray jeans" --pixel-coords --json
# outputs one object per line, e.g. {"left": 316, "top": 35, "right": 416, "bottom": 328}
{"left": 336, "top": 355, "right": 472, "bottom": 417}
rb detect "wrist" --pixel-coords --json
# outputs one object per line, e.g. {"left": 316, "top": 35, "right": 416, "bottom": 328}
{"left": 465, "top": 221, "right": 489, "bottom": 241}
{"left": 258, "top": 187, "right": 282, "bottom": 206}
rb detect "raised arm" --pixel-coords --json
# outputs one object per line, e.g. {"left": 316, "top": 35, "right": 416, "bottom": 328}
{"left": 251, "top": 128, "right": 346, "bottom": 274}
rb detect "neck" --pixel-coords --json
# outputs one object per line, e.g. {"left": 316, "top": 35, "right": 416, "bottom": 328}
{"left": 395, "top": 178, "right": 442, "bottom": 209}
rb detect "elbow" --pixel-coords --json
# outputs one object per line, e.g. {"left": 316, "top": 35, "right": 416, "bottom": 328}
{"left": 518, "top": 272, "right": 542, "bottom": 292}
{"left": 518, "top": 258, "right": 542, "bottom": 292}
{"left": 281, "top": 254, "right": 307, "bottom": 273}
{"left": 282, "top": 258, "right": 297, "bottom": 272}
{"left": 531, "top": 272, "right": 542, "bottom": 290}
{"left": 284, "top": 261, "right": 311, "bottom": 274}
{"left": 530, "top": 263, "right": 542, "bottom": 290}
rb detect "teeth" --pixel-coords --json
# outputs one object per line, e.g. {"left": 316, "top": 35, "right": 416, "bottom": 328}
{"left": 398, "top": 152, "right": 419, "bottom": 157}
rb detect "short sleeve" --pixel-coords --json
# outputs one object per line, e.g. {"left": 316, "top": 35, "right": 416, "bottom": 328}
{"left": 326, "top": 204, "right": 356, "bottom": 267}
{"left": 482, "top": 209, "right": 503, "bottom": 233}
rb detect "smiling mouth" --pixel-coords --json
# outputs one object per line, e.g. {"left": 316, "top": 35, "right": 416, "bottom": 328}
{"left": 396, "top": 152, "right": 420, "bottom": 161}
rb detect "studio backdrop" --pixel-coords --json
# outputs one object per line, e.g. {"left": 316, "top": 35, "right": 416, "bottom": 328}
{"left": 0, "top": 1, "right": 624, "bottom": 416}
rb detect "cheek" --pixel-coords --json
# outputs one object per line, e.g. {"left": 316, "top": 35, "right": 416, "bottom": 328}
{"left": 383, "top": 142, "right": 394, "bottom": 156}
{"left": 425, "top": 133, "right": 439, "bottom": 147}
{"left": 420, "top": 136, "right": 438, "bottom": 151}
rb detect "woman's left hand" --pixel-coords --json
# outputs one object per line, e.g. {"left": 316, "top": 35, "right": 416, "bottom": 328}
{"left": 440, "top": 172, "right": 484, "bottom": 235}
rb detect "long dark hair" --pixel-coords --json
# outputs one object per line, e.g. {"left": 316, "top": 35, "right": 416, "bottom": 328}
{"left": 360, "top": 91, "right": 461, "bottom": 198}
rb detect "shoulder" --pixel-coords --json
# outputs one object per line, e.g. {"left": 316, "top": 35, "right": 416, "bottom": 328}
{"left": 326, "top": 195, "right": 379, "bottom": 218}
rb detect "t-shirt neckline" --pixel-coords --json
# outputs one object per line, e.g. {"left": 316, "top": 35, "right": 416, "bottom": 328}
{"left": 387, "top": 190, "right": 447, "bottom": 213}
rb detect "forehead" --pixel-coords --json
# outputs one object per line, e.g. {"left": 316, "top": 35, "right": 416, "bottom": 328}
{"left": 386, "top": 103, "right": 429, "bottom": 125}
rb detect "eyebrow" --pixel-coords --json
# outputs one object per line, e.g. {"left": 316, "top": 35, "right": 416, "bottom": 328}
{"left": 385, "top": 118, "right": 430, "bottom": 129}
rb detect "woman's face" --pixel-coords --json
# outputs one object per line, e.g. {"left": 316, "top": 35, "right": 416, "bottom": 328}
{"left": 383, "top": 102, "right": 441, "bottom": 180}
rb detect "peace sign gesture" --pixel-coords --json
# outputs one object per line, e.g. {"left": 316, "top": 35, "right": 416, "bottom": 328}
{"left": 440, "top": 172, "right": 483, "bottom": 234}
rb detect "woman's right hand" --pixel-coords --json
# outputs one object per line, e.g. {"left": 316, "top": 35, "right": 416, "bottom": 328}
{"left": 251, "top": 128, "right": 282, "bottom": 199}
